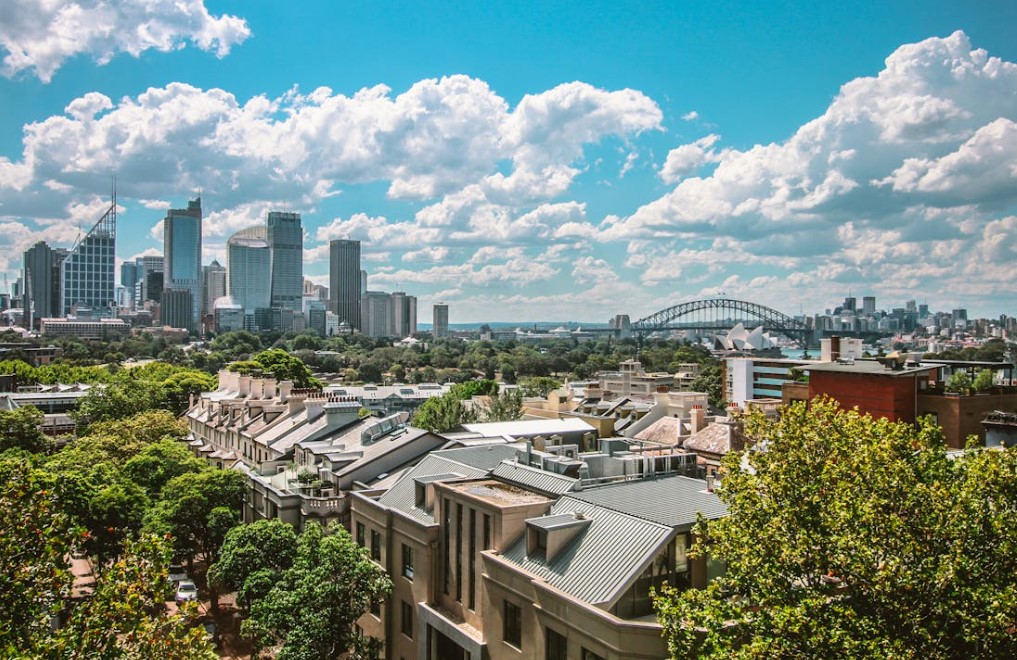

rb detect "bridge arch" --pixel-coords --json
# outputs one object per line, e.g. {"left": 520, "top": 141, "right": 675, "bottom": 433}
{"left": 632, "top": 298, "right": 811, "bottom": 346}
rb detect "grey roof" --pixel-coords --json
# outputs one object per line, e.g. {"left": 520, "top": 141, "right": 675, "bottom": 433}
{"left": 498, "top": 497, "right": 672, "bottom": 606}
{"left": 525, "top": 513, "right": 589, "bottom": 530}
{"left": 804, "top": 360, "right": 937, "bottom": 376}
{"left": 491, "top": 460, "right": 579, "bottom": 496}
{"left": 377, "top": 444, "right": 521, "bottom": 523}
{"left": 568, "top": 475, "right": 728, "bottom": 529}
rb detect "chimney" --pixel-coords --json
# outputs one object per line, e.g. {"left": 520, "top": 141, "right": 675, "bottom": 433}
{"left": 830, "top": 336, "right": 841, "bottom": 363}
{"left": 690, "top": 404, "right": 706, "bottom": 435}
{"left": 304, "top": 396, "right": 324, "bottom": 420}
{"left": 279, "top": 380, "right": 294, "bottom": 400}
{"left": 238, "top": 375, "right": 252, "bottom": 396}
{"left": 264, "top": 379, "right": 277, "bottom": 399}
{"left": 324, "top": 401, "right": 359, "bottom": 428}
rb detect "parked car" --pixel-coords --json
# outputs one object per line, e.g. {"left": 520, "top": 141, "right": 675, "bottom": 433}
{"left": 175, "top": 580, "right": 198, "bottom": 604}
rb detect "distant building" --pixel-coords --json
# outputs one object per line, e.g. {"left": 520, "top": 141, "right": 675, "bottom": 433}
{"left": 227, "top": 226, "right": 271, "bottom": 316}
{"left": 163, "top": 198, "right": 202, "bottom": 330}
{"left": 39, "top": 317, "right": 129, "bottom": 340}
{"left": 161, "top": 289, "right": 195, "bottom": 332}
{"left": 201, "top": 260, "right": 227, "bottom": 318}
{"left": 389, "top": 291, "right": 417, "bottom": 338}
{"left": 330, "top": 239, "right": 362, "bottom": 331}
{"left": 361, "top": 291, "right": 392, "bottom": 338}
{"left": 433, "top": 302, "right": 449, "bottom": 338}
{"left": 267, "top": 211, "right": 303, "bottom": 311}
{"left": 862, "top": 296, "right": 876, "bottom": 315}
{"left": 61, "top": 196, "right": 116, "bottom": 317}
{"left": 22, "top": 242, "right": 66, "bottom": 330}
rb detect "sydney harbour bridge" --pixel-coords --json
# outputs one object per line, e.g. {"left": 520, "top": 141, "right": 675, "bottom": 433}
{"left": 621, "top": 298, "right": 813, "bottom": 347}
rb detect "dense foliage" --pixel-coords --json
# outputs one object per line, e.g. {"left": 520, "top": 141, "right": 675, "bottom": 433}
{"left": 655, "top": 398, "right": 1017, "bottom": 659}
{"left": 239, "top": 522, "right": 391, "bottom": 659}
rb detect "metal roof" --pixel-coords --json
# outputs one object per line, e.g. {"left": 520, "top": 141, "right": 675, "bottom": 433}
{"left": 491, "top": 460, "right": 579, "bottom": 496}
{"left": 498, "top": 498, "right": 672, "bottom": 606}
{"left": 462, "top": 417, "right": 595, "bottom": 437}
{"left": 376, "top": 444, "right": 521, "bottom": 523}
{"left": 568, "top": 475, "right": 728, "bottom": 530}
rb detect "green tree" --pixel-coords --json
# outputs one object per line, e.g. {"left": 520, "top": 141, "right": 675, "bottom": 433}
{"left": 973, "top": 368, "right": 995, "bottom": 392}
{"left": 411, "top": 391, "right": 477, "bottom": 433}
{"left": 0, "top": 457, "right": 73, "bottom": 653}
{"left": 241, "top": 522, "right": 391, "bottom": 659}
{"left": 84, "top": 480, "right": 150, "bottom": 564}
{"left": 52, "top": 534, "right": 216, "bottom": 659}
{"left": 518, "top": 376, "right": 561, "bottom": 397}
{"left": 123, "top": 440, "right": 208, "bottom": 498}
{"left": 0, "top": 406, "right": 48, "bottom": 453}
{"left": 146, "top": 469, "right": 245, "bottom": 566}
{"left": 482, "top": 388, "right": 524, "bottom": 422}
{"left": 209, "top": 519, "right": 299, "bottom": 612}
{"left": 654, "top": 398, "right": 1017, "bottom": 659}
{"left": 73, "top": 380, "right": 166, "bottom": 431}
{"left": 946, "top": 369, "right": 973, "bottom": 394}
{"left": 230, "top": 348, "right": 321, "bottom": 388}
{"left": 690, "top": 362, "right": 724, "bottom": 407}
{"left": 450, "top": 378, "right": 499, "bottom": 399}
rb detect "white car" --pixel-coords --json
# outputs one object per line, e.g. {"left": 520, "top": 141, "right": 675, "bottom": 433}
{"left": 175, "top": 580, "right": 198, "bottom": 604}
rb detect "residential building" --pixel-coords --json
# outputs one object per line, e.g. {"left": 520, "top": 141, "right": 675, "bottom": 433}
{"left": 724, "top": 357, "right": 813, "bottom": 407}
{"left": 227, "top": 226, "right": 271, "bottom": 315}
{"left": 60, "top": 196, "right": 116, "bottom": 317}
{"left": 267, "top": 211, "right": 303, "bottom": 311}
{"left": 351, "top": 440, "right": 725, "bottom": 660}
{"left": 330, "top": 239, "right": 362, "bottom": 331}
{"left": 323, "top": 382, "right": 452, "bottom": 417}
{"left": 596, "top": 360, "right": 674, "bottom": 399}
{"left": 184, "top": 371, "right": 446, "bottom": 530}
{"left": 433, "top": 302, "right": 449, "bottom": 338}
{"left": 163, "top": 198, "right": 202, "bottom": 330}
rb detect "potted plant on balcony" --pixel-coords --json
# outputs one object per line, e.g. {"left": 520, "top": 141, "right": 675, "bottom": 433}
{"left": 945, "top": 371, "right": 973, "bottom": 396}
{"left": 973, "top": 369, "right": 995, "bottom": 395}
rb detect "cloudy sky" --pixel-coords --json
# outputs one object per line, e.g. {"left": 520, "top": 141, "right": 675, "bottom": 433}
{"left": 1, "top": 1, "right": 1016, "bottom": 323}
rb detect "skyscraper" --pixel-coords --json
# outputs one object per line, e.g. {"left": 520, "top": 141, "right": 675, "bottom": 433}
{"left": 389, "top": 292, "right": 417, "bottom": 338}
{"left": 433, "top": 302, "right": 449, "bottom": 338}
{"left": 163, "top": 198, "right": 202, "bottom": 330}
{"left": 862, "top": 296, "right": 876, "bottom": 316}
{"left": 201, "top": 260, "right": 227, "bottom": 318}
{"left": 61, "top": 194, "right": 116, "bottom": 317}
{"left": 227, "top": 226, "right": 271, "bottom": 315}
{"left": 22, "top": 241, "right": 66, "bottom": 329}
{"left": 361, "top": 290, "right": 391, "bottom": 338}
{"left": 267, "top": 211, "right": 303, "bottom": 311}
{"left": 135, "top": 255, "right": 164, "bottom": 304}
{"left": 330, "top": 239, "right": 361, "bottom": 330}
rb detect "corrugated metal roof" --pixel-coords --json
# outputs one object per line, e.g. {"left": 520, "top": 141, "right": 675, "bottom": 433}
{"left": 526, "top": 513, "right": 589, "bottom": 530}
{"left": 568, "top": 475, "right": 728, "bottom": 529}
{"left": 498, "top": 498, "right": 671, "bottom": 606}
{"left": 376, "top": 445, "right": 520, "bottom": 523}
{"left": 462, "top": 418, "right": 595, "bottom": 437}
{"left": 491, "top": 460, "right": 579, "bottom": 496}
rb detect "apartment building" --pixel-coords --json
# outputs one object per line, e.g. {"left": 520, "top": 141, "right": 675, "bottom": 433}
{"left": 351, "top": 440, "right": 725, "bottom": 660}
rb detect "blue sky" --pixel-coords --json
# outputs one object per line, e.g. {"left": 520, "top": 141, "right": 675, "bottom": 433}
{"left": 2, "top": 1, "right": 1016, "bottom": 323}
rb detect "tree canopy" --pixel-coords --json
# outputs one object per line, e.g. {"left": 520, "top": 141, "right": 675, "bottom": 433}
{"left": 655, "top": 397, "right": 1017, "bottom": 659}
{"left": 241, "top": 522, "right": 391, "bottom": 659}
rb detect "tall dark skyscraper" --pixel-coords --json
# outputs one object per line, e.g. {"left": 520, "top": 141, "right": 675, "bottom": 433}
{"left": 61, "top": 193, "right": 116, "bottom": 317}
{"left": 267, "top": 211, "right": 303, "bottom": 311}
{"left": 164, "top": 197, "right": 202, "bottom": 330}
{"left": 22, "top": 241, "right": 66, "bottom": 329}
{"left": 329, "top": 239, "right": 361, "bottom": 330}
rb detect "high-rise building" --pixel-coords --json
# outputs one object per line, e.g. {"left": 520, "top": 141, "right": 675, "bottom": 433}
{"left": 162, "top": 289, "right": 194, "bottom": 331}
{"left": 227, "top": 226, "right": 271, "bottom": 315}
{"left": 842, "top": 296, "right": 857, "bottom": 312}
{"left": 330, "top": 239, "right": 361, "bottom": 330}
{"left": 120, "top": 261, "right": 139, "bottom": 309}
{"left": 201, "top": 260, "right": 227, "bottom": 318}
{"left": 389, "top": 292, "right": 417, "bottom": 338}
{"left": 862, "top": 296, "right": 876, "bottom": 316}
{"left": 163, "top": 198, "right": 202, "bottom": 330}
{"left": 267, "top": 211, "right": 302, "bottom": 311}
{"left": 134, "top": 256, "right": 164, "bottom": 304}
{"left": 22, "top": 242, "right": 66, "bottom": 329}
{"left": 361, "top": 291, "right": 391, "bottom": 338}
{"left": 360, "top": 269, "right": 368, "bottom": 295}
{"left": 433, "top": 302, "right": 449, "bottom": 338}
{"left": 61, "top": 195, "right": 116, "bottom": 317}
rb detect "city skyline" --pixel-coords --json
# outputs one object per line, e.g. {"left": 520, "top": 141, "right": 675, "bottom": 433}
{"left": 2, "top": 3, "right": 1017, "bottom": 322}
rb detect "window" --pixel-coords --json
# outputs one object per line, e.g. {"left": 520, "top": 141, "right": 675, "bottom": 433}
{"left": 356, "top": 522, "right": 365, "bottom": 547}
{"left": 582, "top": 649, "right": 606, "bottom": 660}
{"left": 442, "top": 498, "right": 451, "bottom": 594}
{"left": 370, "top": 530, "right": 381, "bottom": 562}
{"left": 546, "top": 628, "right": 567, "bottom": 660}
{"left": 400, "top": 600, "right": 414, "bottom": 639}
{"left": 455, "top": 503, "right": 463, "bottom": 602}
{"left": 402, "top": 543, "right": 414, "bottom": 580}
{"left": 468, "top": 509, "right": 476, "bottom": 610}
{"left": 483, "top": 513, "right": 491, "bottom": 550}
{"left": 503, "top": 600, "right": 522, "bottom": 649}
{"left": 370, "top": 598, "right": 380, "bottom": 617}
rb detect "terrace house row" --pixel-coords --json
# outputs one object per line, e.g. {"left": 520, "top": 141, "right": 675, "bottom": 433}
{"left": 184, "top": 371, "right": 445, "bottom": 530}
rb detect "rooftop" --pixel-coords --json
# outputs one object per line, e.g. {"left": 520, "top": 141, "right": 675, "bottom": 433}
{"left": 444, "top": 479, "right": 551, "bottom": 506}
{"left": 568, "top": 475, "right": 728, "bottom": 530}
{"left": 804, "top": 359, "right": 938, "bottom": 377}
